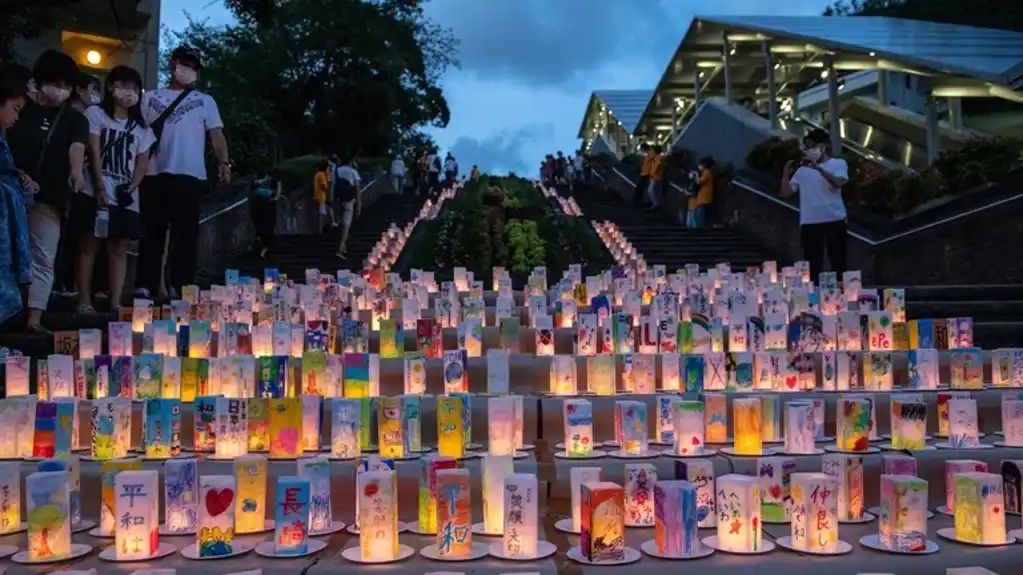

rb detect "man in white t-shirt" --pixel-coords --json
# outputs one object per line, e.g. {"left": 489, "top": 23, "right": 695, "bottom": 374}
{"left": 780, "top": 128, "right": 849, "bottom": 279}
{"left": 332, "top": 154, "right": 362, "bottom": 259}
{"left": 136, "top": 46, "right": 232, "bottom": 299}
{"left": 390, "top": 154, "right": 406, "bottom": 195}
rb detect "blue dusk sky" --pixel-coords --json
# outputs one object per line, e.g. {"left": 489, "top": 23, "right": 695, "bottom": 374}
{"left": 162, "top": 0, "right": 834, "bottom": 174}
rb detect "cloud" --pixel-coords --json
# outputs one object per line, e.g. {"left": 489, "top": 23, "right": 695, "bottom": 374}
{"left": 447, "top": 123, "right": 556, "bottom": 175}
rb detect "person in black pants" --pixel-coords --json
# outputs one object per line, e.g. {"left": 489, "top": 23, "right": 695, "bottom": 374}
{"left": 248, "top": 171, "right": 280, "bottom": 258}
{"left": 633, "top": 143, "right": 651, "bottom": 206}
{"left": 779, "top": 128, "right": 850, "bottom": 279}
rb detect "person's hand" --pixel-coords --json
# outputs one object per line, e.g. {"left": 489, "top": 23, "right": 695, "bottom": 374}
{"left": 69, "top": 170, "right": 86, "bottom": 193}
{"left": 355, "top": 203, "right": 362, "bottom": 217}
{"left": 19, "top": 173, "right": 39, "bottom": 194}
{"left": 783, "top": 160, "right": 797, "bottom": 174}
{"left": 218, "top": 162, "right": 232, "bottom": 184}
{"left": 95, "top": 189, "right": 109, "bottom": 206}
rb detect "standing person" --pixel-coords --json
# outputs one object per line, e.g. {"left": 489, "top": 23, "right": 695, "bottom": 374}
{"left": 646, "top": 145, "right": 665, "bottom": 210}
{"left": 69, "top": 73, "right": 100, "bottom": 112}
{"left": 248, "top": 169, "right": 281, "bottom": 258}
{"left": 71, "top": 65, "right": 154, "bottom": 314}
{"left": 0, "top": 64, "right": 33, "bottom": 326}
{"left": 324, "top": 153, "right": 338, "bottom": 227}
{"left": 555, "top": 151, "right": 567, "bottom": 185}
{"left": 136, "top": 45, "right": 231, "bottom": 300}
{"left": 417, "top": 149, "right": 429, "bottom": 196}
{"left": 333, "top": 152, "right": 362, "bottom": 259}
{"left": 779, "top": 128, "right": 849, "bottom": 279}
{"left": 573, "top": 149, "right": 585, "bottom": 186}
{"left": 313, "top": 160, "right": 333, "bottom": 232}
{"left": 390, "top": 154, "right": 406, "bottom": 194}
{"left": 633, "top": 143, "right": 653, "bottom": 206}
{"left": 443, "top": 152, "right": 457, "bottom": 186}
{"left": 470, "top": 165, "right": 480, "bottom": 181}
{"left": 6, "top": 50, "right": 89, "bottom": 335}
{"left": 687, "top": 157, "right": 716, "bottom": 229}
{"left": 426, "top": 147, "right": 441, "bottom": 194}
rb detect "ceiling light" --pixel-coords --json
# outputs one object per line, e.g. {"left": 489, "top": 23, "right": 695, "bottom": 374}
{"left": 86, "top": 50, "right": 102, "bottom": 65}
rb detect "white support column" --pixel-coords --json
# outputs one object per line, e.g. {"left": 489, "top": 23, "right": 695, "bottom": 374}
{"left": 671, "top": 104, "right": 678, "bottom": 143}
{"left": 763, "top": 40, "right": 778, "bottom": 129}
{"left": 948, "top": 97, "right": 964, "bottom": 131}
{"left": 924, "top": 85, "right": 941, "bottom": 163}
{"left": 823, "top": 54, "right": 842, "bottom": 156}
{"left": 693, "top": 67, "right": 703, "bottom": 109}
{"left": 722, "top": 30, "right": 734, "bottom": 104}
{"left": 876, "top": 71, "right": 888, "bottom": 107}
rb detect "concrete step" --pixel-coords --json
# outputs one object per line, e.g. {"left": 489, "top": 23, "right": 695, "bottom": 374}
{"left": 908, "top": 300, "right": 1023, "bottom": 322}
{"left": 903, "top": 285, "right": 1023, "bottom": 302}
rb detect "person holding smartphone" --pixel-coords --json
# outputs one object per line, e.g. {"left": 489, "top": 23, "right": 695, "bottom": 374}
{"left": 779, "top": 128, "right": 849, "bottom": 279}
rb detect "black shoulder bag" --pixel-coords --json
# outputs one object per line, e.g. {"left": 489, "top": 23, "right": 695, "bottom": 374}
{"left": 33, "top": 104, "right": 67, "bottom": 181}
{"left": 147, "top": 89, "right": 192, "bottom": 154}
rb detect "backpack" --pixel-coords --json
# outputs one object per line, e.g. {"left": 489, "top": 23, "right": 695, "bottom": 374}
{"left": 332, "top": 168, "right": 357, "bottom": 202}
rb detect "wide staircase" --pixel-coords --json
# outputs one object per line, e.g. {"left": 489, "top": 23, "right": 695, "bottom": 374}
{"left": 569, "top": 181, "right": 777, "bottom": 271}
{"left": 905, "top": 285, "right": 1023, "bottom": 349}
{"left": 197, "top": 193, "right": 425, "bottom": 284}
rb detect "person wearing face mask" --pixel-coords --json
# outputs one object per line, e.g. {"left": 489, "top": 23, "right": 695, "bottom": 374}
{"left": 6, "top": 50, "right": 89, "bottom": 335}
{"left": 136, "top": 45, "right": 231, "bottom": 300}
{"left": 779, "top": 128, "right": 850, "bottom": 279}
{"left": 0, "top": 65, "right": 33, "bottom": 326}
{"left": 70, "top": 65, "right": 154, "bottom": 315}
{"left": 69, "top": 73, "right": 100, "bottom": 112}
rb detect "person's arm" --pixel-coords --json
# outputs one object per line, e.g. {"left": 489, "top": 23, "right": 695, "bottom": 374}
{"left": 68, "top": 112, "right": 89, "bottom": 193}
{"left": 204, "top": 96, "right": 231, "bottom": 183}
{"left": 275, "top": 180, "right": 283, "bottom": 200}
{"left": 779, "top": 160, "right": 799, "bottom": 199}
{"left": 354, "top": 176, "right": 363, "bottom": 215}
{"left": 815, "top": 160, "right": 848, "bottom": 191}
{"left": 128, "top": 128, "right": 156, "bottom": 195}
{"left": 87, "top": 133, "right": 105, "bottom": 203}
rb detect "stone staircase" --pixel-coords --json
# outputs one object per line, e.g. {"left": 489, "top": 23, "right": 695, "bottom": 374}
{"left": 569, "top": 182, "right": 778, "bottom": 271}
{"left": 904, "top": 285, "right": 1023, "bottom": 348}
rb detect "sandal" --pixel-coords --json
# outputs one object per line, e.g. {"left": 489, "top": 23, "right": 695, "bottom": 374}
{"left": 26, "top": 324, "right": 52, "bottom": 337}
{"left": 76, "top": 304, "right": 97, "bottom": 315}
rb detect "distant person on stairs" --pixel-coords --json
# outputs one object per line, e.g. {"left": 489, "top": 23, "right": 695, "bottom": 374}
{"left": 426, "top": 147, "right": 441, "bottom": 194}
{"left": 333, "top": 152, "right": 362, "bottom": 259}
{"left": 313, "top": 160, "right": 333, "bottom": 232}
{"left": 249, "top": 169, "right": 281, "bottom": 258}
{"left": 443, "top": 152, "right": 457, "bottom": 187}
{"left": 390, "top": 154, "right": 406, "bottom": 194}
{"left": 573, "top": 150, "right": 585, "bottom": 186}
{"left": 646, "top": 144, "right": 665, "bottom": 211}
{"left": 687, "top": 156, "right": 715, "bottom": 229}
{"left": 417, "top": 149, "right": 429, "bottom": 196}
{"left": 633, "top": 143, "right": 653, "bottom": 206}
{"left": 471, "top": 165, "right": 480, "bottom": 181}
{"left": 780, "top": 128, "right": 849, "bottom": 279}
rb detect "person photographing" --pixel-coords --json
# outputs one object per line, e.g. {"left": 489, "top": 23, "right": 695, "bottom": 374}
{"left": 779, "top": 128, "right": 849, "bottom": 279}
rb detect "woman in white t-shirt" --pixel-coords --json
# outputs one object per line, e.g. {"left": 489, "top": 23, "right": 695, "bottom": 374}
{"left": 73, "top": 65, "right": 155, "bottom": 313}
{"left": 779, "top": 128, "right": 849, "bottom": 279}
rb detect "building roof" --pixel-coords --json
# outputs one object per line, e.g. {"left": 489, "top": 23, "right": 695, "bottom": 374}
{"left": 577, "top": 90, "right": 654, "bottom": 139}
{"left": 635, "top": 14, "right": 1023, "bottom": 138}
{"left": 704, "top": 15, "right": 1023, "bottom": 87}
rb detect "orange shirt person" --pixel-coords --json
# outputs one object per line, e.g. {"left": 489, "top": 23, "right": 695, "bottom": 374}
{"left": 687, "top": 156, "right": 716, "bottom": 228}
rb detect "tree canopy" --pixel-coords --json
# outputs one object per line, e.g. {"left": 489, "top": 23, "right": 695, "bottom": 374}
{"left": 823, "top": 0, "right": 1023, "bottom": 31}
{"left": 168, "top": 0, "right": 457, "bottom": 173}
{"left": 0, "top": 0, "right": 74, "bottom": 64}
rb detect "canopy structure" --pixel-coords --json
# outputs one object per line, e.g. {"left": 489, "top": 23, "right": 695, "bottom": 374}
{"left": 578, "top": 90, "right": 654, "bottom": 154}
{"left": 635, "top": 15, "right": 1023, "bottom": 160}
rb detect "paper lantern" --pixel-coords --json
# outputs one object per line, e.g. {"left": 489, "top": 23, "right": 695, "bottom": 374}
{"left": 760, "top": 395, "right": 780, "bottom": 442}
{"left": 191, "top": 395, "right": 218, "bottom": 453}
{"left": 944, "top": 460, "right": 987, "bottom": 512}
{"left": 625, "top": 464, "right": 656, "bottom": 527}
{"left": 671, "top": 400, "right": 704, "bottom": 455}
{"left": 482, "top": 454, "right": 514, "bottom": 534}
{"left": 563, "top": 399, "right": 593, "bottom": 457}
{"left": 948, "top": 398, "right": 980, "bottom": 448}
{"left": 581, "top": 482, "right": 625, "bottom": 562}
{"left": 655, "top": 396, "right": 674, "bottom": 443}
{"left": 501, "top": 473, "right": 539, "bottom": 557}
{"left": 822, "top": 454, "right": 865, "bottom": 521}
{"left": 4, "top": 356, "right": 30, "bottom": 396}
{"left": 878, "top": 474, "right": 928, "bottom": 552}
{"left": 784, "top": 402, "right": 815, "bottom": 454}
{"left": 953, "top": 472, "right": 1005, "bottom": 544}
{"left": 937, "top": 392, "right": 970, "bottom": 437}
{"left": 31, "top": 401, "right": 57, "bottom": 458}
{"left": 487, "top": 396, "right": 516, "bottom": 456}
{"left": 1003, "top": 460, "right": 1023, "bottom": 514}
{"left": 268, "top": 398, "right": 303, "bottom": 458}
{"left": 733, "top": 398, "right": 763, "bottom": 455}
{"left": 401, "top": 395, "right": 423, "bottom": 453}
{"left": 331, "top": 398, "right": 361, "bottom": 459}
{"left": 273, "top": 476, "right": 311, "bottom": 555}
{"left": 377, "top": 396, "right": 404, "bottom": 458}
{"left": 907, "top": 349, "right": 939, "bottom": 390}
{"left": 144, "top": 398, "right": 181, "bottom": 458}
{"left": 789, "top": 473, "right": 839, "bottom": 553}
{"left": 674, "top": 460, "right": 716, "bottom": 528}
{"left": 100, "top": 459, "right": 141, "bottom": 535}
{"left": 435, "top": 468, "right": 472, "bottom": 558}
{"left": 702, "top": 393, "right": 727, "bottom": 444}
{"left": 113, "top": 469, "right": 159, "bottom": 560}
{"left": 1003, "top": 399, "right": 1023, "bottom": 446}
{"left": 437, "top": 396, "right": 465, "bottom": 459}
{"left": 758, "top": 457, "right": 795, "bottom": 523}
{"left": 91, "top": 397, "right": 131, "bottom": 460}
{"left": 37, "top": 456, "right": 80, "bottom": 528}
{"left": 197, "top": 475, "right": 236, "bottom": 558}
{"left": 25, "top": 470, "right": 71, "bottom": 561}
{"left": 569, "top": 467, "right": 601, "bottom": 532}
{"left": 301, "top": 395, "right": 322, "bottom": 452}
{"left": 586, "top": 355, "right": 616, "bottom": 395}
{"left": 53, "top": 398, "right": 78, "bottom": 454}
{"left": 357, "top": 469, "right": 398, "bottom": 561}
{"left": 891, "top": 401, "right": 927, "bottom": 450}
{"left": 549, "top": 355, "right": 575, "bottom": 394}
{"left": 882, "top": 454, "right": 917, "bottom": 476}
{"left": 0, "top": 463, "right": 20, "bottom": 534}
{"left": 654, "top": 480, "right": 701, "bottom": 556}
{"left": 355, "top": 456, "right": 395, "bottom": 531}
{"left": 233, "top": 455, "right": 268, "bottom": 534}
{"left": 442, "top": 350, "right": 467, "bottom": 394}
{"left": 714, "top": 474, "right": 762, "bottom": 552}
{"left": 213, "top": 398, "right": 248, "bottom": 459}
{"left": 617, "top": 400, "right": 648, "bottom": 455}
{"left": 418, "top": 455, "right": 458, "bottom": 534}
{"left": 835, "top": 398, "right": 871, "bottom": 452}
{"left": 164, "top": 458, "right": 199, "bottom": 534}
{"left": 296, "top": 457, "right": 333, "bottom": 534}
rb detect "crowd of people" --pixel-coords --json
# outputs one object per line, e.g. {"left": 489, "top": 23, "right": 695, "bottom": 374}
{"left": 0, "top": 45, "right": 231, "bottom": 335}
{"left": 540, "top": 149, "right": 588, "bottom": 189}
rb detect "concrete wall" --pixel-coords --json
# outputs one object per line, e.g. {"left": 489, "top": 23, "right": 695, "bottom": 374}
{"left": 674, "top": 97, "right": 795, "bottom": 170}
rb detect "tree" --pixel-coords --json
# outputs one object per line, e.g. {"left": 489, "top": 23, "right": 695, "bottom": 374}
{"left": 0, "top": 1, "right": 75, "bottom": 63}
{"left": 169, "top": 0, "right": 456, "bottom": 173}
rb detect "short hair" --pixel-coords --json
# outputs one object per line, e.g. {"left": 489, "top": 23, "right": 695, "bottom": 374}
{"left": 100, "top": 65, "right": 146, "bottom": 126}
{"left": 640, "top": 143, "right": 650, "bottom": 151}
{"left": 654, "top": 144, "right": 663, "bottom": 153}
{"left": 75, "top": 71, "right": 100, "bottom": 92}
{"left": 698, "top": 156, "right": 715, "bottom": 168}
{"left": 0, "top": 63, "right": 30, "bottom": 104}
{"left": 805, "top": 128, "right": 829, "bottom": 146}
{"left": 32, "top": 50, "right": 80, "bottom": 86}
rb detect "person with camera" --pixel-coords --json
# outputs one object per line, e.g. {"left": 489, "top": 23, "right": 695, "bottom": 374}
{"left": 71, "top": 65, "right": 154, "bottom": 314}
{"left": 779, "top": 128, "right": 849, "bottom": 279}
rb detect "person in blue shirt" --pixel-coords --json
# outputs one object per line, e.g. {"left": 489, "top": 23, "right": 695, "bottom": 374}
{"left": 0, "top": 64, "right": 33, "bottom": 326}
